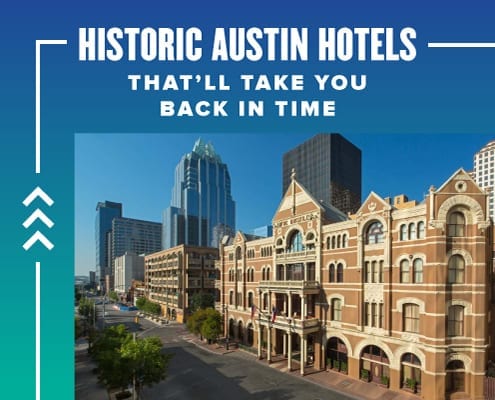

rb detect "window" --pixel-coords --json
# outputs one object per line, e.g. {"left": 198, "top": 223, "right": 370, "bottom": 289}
{"left": 329, "top": 263, "right": 335, "bottom": 282}
{"left": 229, "top": 290, "right": 233, "bottom": 305}
{"left": 247, "top": 292, "right": 254, "bottom": 307}
{"left": 403, "top": 304, "right": 420, "bottom": 333}
{"left": 413, "top": 258, "right": 423, "bottom": 283}
{"left": 400, "top": 260, "right": 410, "bottom": 283}
{"left": 408, "top": 223, "right": 416, "bottom": 240}
{"left": 337, "top": 235, "right": 341, "bottom": 248}
{"left": 400, "top": 224, "right": 407, "bottom": 240}
{"left": 366, "top": 222, "right": 384, "bottom": 244}
{"left": 266, "top": 267, "right": 271, "bottom": 280}
{"left": 446, "top": 360, "right": 465, "bottom": 393}
{"left": 379, "top": 261, "right": 384, "bottom": 283}
{"left": 332, "top": 236, "right": 336, "bottom": 249}
{"left": 288, "top": 231, "right": 304, "bottom": 252}
{"left": 364, "top": 261, "right": 371, "bottom": 283}
{"left": 331, "top": 298, "right": 342, "bottom": 321}
{"left": 372, "top": 261, "right": 378, "bottom": 283}
{"left": 364, "top": 302, "right": 383, "bottom": 328}
{"left": 417, "top": 221, "right": 425, "bottom": 239}
{"left": 448, "top": 305, "right": 464, "bottom": 336}
{"left": 337, "top": 263, "right": 344, "bottom": 283}
{"left": 342, "top": 234, "right": 348, "bottom": 248}
{"left": 326, "top": 237, "right": 330, "bottom": 249}
{"left": 448, "top": 212, "right": 465, "bottom": 237}
{"left": 448, "top": 255, "right": 465, "bottom": 284}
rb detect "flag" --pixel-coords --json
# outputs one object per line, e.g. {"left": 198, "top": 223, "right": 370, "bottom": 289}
{"left": 271, "top": 306, "right": 277, "bottom": 323}
{"left": 251, "top": 304, "right": 256, "bottom": 319}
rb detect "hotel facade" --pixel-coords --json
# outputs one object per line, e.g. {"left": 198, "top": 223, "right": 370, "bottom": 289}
{"left": 216, "top": 168, "right": 494, "bottom": 400}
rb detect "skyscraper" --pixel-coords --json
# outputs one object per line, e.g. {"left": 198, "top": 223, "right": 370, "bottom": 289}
{"left": 95, "top": 201, "right": 122, "bottom": 282}
{"left": 111, "top": 217, "right": 162, "bottom": 263}
{"left": 282, "top": 133, "right": 362, "bottom": 214}
{"left": 473, "top": 139, "right": 495, "bottom": 219}
{"left": 163, "top": 139, "right": 236, "bottom": 249}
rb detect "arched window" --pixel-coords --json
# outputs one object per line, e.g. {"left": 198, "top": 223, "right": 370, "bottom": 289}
{"left": 403, "top": 303, "right": 420, "bottom": 333}
{"left": 331, "top": 298, "right": 342, "bottom": 321}
{"left": 288, "top": 231, "right": 304, "bottom": 252}
{"left": 448, "top": 305, "right": 464, "bottom": 336}
{"left": 400, "top": 260, "right": 410, "bottom": 283}
{"left": 261, "top": 268, "right": 265, "bottom": 281}
{"left": 229, "top": 290, "right": 234, "bottom": 305}
{"left": 337, "top": 263, "right": 344, "bottom": 283}
{"left": 448, "top": 255, "right": 465, "bottom": 284}
{"left": 337, "top": 235, "right": 341, "bottom": 248}
{"left": 417, "top": 221, "right": 425, "bottom": 239}
{"left": 408, "top": 223, "right": 416, "bottom": 240}
{"left": 366, "top": 221, "right": 384, "bottom": 244}
{"left": 401, "top": 353, "right": 421, "bottom": 393}
{"left": 329, "top": 263, "right": 335, "bottom": 282}
{"left": 446, "top": 360, "right": 465, "bottom": 393}
{"left": 400, "top": 224, "right": 407, "bottom": 241}
{"left": 342, "top": 234, "right": 348, "bottom": 248}
{"left": 331, "top": 236, "right": 336, "bottom": 249}
{"left": 326, "top": 236, "right": 330, "bottom": 249}
{"left": 413, "top": 258, "right": 423, "bottom": 283}
{"left": 266, "top": 267, "right": 271, "bottom": 280}
{"left": 448, "top": 212, "right": 465, "bottom": 237}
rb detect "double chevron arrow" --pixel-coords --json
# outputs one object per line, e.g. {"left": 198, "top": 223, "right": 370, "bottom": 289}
{"left": 22, "top": 186, "right": 54, "bottom": 250}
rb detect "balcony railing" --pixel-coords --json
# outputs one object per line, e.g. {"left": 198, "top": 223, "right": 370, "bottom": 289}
{"left": 258, "top": 280, "right": 320, "bottom": 291}
{"left": 275, "top": 249, "right": 316, "bottom": 261}
{"left": 258, "top": 313, "right": 320, "bottom": 331}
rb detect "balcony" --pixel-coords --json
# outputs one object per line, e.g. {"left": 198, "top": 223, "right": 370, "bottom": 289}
{"left": 275, "top": 249, "right": 316, "bottom": 262}
{"left": 258, "top": 280, "right": 320, "bottom": 292}
{"left": 257, "top": 313, "right": 321, "bottom": 333}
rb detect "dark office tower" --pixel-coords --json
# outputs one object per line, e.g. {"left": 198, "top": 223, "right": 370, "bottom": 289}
{"left": 163, "top": 138, "right": 236, "bottom": 249}
{"left": 95, "top": 201, "right": 122, "bottom": 282}
{"left": 282, "top": 133, "right": 361, "bottom": 214}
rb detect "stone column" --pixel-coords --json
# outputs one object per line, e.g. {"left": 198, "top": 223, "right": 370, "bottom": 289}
{"left": 267, "top": 326, "right": 272, "bottom": 363}
{"left": 288, "top": 292, "right": 293, "bottom": 317}
{"left": 287, "top": 331, "right": 292, "bottom": 371}
{"left": 257, "top": 325, "right": 262, "bottom": 359}
{"left": 301, "top": 294, "right": 306, "bottom": 318}
{"left": 283, "top": 332, "right": 287, "bottom": 357}
{"left": 300, "top": 334, "right": 306, "bottom": 375}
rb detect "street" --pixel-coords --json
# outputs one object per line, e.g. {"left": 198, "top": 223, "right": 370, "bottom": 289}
{"left": 79, "top": 307, "right": 359, "bottom": 400}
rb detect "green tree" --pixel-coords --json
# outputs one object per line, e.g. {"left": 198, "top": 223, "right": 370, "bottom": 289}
{"left": 136, "top": 297, "right": 161, "bottom": 315}
{"left": 121, "top": 336, "right": 173, "bottom": 399}
{"left": 75, "top": 287, "right": 82, "bottom": 303}
{"left": 92, "top": 325, "right": 133, "bottom": 391}
{"left": 136, "top": 297, "right": 146, "bottom": 310}
{"left": 189, "top": 292, "right": 214, "bottom": 313}
{"left": 200, "top": 309, "right": 222, "bottom": 343}
{"left": 108, "top": 291, "right": 119, "bottom": 302}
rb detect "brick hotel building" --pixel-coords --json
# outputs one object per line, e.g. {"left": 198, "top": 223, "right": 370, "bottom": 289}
{"left": 216, "top": 168, "right": 494, "bottom": 400}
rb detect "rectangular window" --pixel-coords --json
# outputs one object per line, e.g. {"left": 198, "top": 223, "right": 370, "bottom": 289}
{"left": 403, "top": 304, "right": 420, "bottom": 333}
{"left": 379, "top": 303, "right": 384, "bottom": 328}
{"left": 372, "top": 303, "right": 378, "bottom": 327}
{"left": 364, "top": 302, "right": 370, "bottom": 326}
{"left": 448, "top": 306, "right": 464, "bottom": 336}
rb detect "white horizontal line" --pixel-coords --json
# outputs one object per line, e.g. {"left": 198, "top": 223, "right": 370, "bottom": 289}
{"left": 428, "top": 42, "right": 495, "bottom": 48}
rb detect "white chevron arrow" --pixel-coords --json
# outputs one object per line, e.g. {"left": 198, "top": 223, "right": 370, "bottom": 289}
{"left": 23, "top": 231, "right": 54, "bottom": 251}
{"left": 23, "top": 209, "right": 54, "bottom": 229}
{"left": 22, "top": 186, "right": 54, "bottom": 207}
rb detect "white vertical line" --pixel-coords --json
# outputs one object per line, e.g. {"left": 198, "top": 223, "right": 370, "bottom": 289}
{"left": 35, "top": 42, "right": 41, "bottom": 174}
{"left": 34, "top": 40, "right": 68, "bottom": 175}
{"left": 36, "top": 261, "right": 41, "bottom": 400}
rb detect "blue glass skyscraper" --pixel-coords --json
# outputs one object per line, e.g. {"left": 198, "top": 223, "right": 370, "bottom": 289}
{"left": 163, "top": 139, "right": 236, "bottom": 249}
{"left": 95, "top": 201, "right": 122, "bottom": 281}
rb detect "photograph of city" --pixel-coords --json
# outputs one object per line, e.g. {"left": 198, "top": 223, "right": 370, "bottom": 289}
{"left": 75, "top": 133, "right": 495, "bottom": 400}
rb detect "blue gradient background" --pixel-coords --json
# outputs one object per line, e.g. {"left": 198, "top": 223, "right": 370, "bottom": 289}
{"left": 1, "top": 1, "right": 495, "bottom": 398}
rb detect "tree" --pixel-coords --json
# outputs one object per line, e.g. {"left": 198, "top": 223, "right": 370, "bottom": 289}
{"left": 92, "top": 325, "right": 133, "bottom": 392}
{"left": 108, "top": 291, "right": 119, "bottom": 302}
{"left": 136, "top": 297, "right": 161, "bottom": 315}
{"left": 189, "top": 293, "right": 214, "bottom": 313}
{"left": 187, "top": 308, "right": 222, "bottom": 342}
{"left": 200, "top": 309, "right": 222, "bottom": 343}
{"left": 75, "top": 287, "right": 82, "bottom": 303}
{"left": 91, "top": 325, "right": 172, "bottom": 399}
{"left": 121, "top": 336, "right": 173, "bottom": 399}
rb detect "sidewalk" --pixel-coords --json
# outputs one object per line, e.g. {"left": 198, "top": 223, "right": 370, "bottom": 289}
{"left": 75, "top": 338, "right": 108, "bottom": 400}
{"left": 186, "top": 335, "right": 419, "bottom": 400}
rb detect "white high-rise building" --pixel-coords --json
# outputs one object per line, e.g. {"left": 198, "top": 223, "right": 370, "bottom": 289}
{"left": 473, "top": 140, "right": 495, "bottom": 219}
{"left": 114, "top": 252, "right": 144, "bottom": 293}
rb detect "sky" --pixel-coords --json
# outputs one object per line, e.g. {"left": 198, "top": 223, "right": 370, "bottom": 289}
{"left": 75, "top": 132, "right": 493, "bottom": 275}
